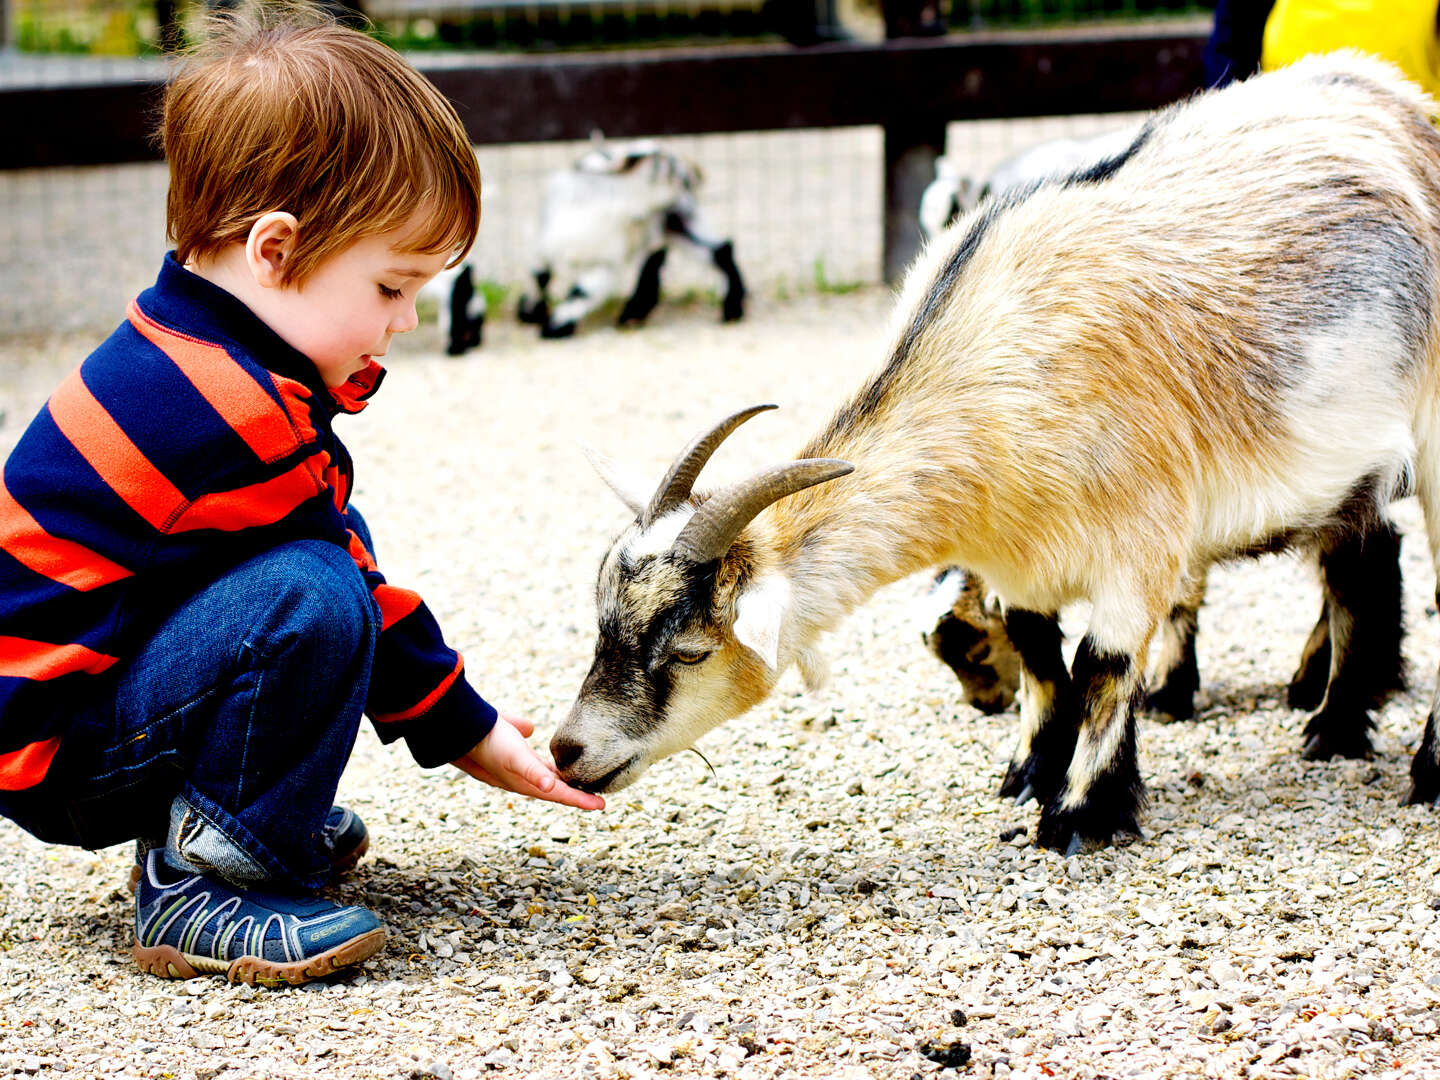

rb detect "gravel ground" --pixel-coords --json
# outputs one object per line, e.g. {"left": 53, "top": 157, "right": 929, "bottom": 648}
{"left": 4, "top": 290, "right": 1440, "bottom": 1080}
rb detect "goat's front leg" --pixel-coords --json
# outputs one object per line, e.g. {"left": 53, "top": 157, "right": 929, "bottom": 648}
{"left": 665, "top": 207, "right": 745, "bottom": 322}
{"left": 545, "top": 266, "right": 617, "bottom": 338}
{"left": 999, "top": 609, "right": 1077, "bottom": 806}
{"left": 1037, "top": 600, "right": 1154, "bottom": 855}
{"left": 618, "top": 249, "right": 667, "bottom": 326}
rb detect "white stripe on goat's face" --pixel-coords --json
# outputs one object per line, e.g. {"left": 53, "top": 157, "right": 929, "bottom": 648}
{"left": 554, "top": 520, "right": 778, "bottom": 793}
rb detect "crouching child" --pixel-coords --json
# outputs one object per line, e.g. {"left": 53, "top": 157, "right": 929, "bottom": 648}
{"left": 0, "top": 3, "right": 602, "bottom": 987}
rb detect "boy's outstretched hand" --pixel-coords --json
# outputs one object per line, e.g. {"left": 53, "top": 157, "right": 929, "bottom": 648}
{"left": 452, "top": 713, "right": 605, "bottom": 810}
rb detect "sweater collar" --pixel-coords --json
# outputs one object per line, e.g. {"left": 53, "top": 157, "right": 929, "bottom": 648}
{"left": 137, "top": 253, "right": 385, "bottom": 416}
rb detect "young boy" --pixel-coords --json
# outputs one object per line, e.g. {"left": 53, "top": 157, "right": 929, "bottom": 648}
{"left": 0, "top": 3, "right": 602, "bottom": 987}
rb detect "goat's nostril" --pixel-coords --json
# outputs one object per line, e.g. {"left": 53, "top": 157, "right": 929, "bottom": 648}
{"left": 550, "top": 738, "right": 584, "bottom": 774}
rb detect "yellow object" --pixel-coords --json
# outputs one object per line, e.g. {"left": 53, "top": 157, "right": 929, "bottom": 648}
{"left": 1262, "top": 0, "right": 1440, "bottom": 99}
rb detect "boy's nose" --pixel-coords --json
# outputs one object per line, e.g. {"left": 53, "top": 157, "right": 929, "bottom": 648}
{"left": 391, "top": 302, "right": 419, "bottom": 334}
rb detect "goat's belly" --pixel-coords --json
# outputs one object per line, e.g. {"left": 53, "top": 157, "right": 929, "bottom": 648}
{"left": 1193, "top": 452, "right": 1410, "bottom": 559}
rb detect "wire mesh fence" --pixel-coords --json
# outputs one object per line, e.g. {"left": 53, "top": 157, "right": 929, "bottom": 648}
{"left": 1, "top": 0, "right": 1209, "bottom": 339}
{"left": 1, "top": 112, "right": 1154, "bottom": 339}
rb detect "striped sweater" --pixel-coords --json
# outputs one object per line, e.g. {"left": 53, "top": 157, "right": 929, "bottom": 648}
{"left": 0, "top": 255, "right": 497, "bottom": 793}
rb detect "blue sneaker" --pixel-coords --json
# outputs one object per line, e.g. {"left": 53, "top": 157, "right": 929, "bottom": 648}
{"left": 320, "top": 805, "right": 369, "bottom": 878}
{"left": 129, "top": 805, "right": 370, "bottom": 893}
{"left": 132, "top": 850, "right": 386, "bottom": 986}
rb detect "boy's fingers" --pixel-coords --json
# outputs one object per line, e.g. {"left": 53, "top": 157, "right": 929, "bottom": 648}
{"left": 499, "top": 712, "right": 535, "bottom": 738}
{"left": 452, "top": 745, "right": 605, "bottom": 810}
{"left": 528, "top": 779, "right": 606, "bottom": 811}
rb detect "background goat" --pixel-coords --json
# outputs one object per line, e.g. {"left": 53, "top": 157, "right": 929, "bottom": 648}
{"left": 552, "top": 53, "right": 1440, "bottom": 854}
{"left": 516, "top": 138, "right": 746, "bottom": 338}
{"left": 919, "top": 123, "right": 1144, "bottom": 240}
{"left": 419, "top": 262, "right": 487, "bottom": 356}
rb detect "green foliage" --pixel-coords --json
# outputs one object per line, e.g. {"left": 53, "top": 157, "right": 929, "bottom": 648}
{"left": 477, "top": 279, "right": 510, "bottom": 313}
{"left": 16, "top": 1, "right": 164, "bottom": 56}
{"left": 812, "top": 258, "right": 864, "bottom": 296}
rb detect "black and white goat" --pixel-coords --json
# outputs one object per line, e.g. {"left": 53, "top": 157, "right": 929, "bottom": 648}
{"left": 918, "top": 123, "right": 1145, "bottom": 240}
{"left": 552, "top": 53, "right": 1440, "bottom": 854}
{"left": 419, "top": 262, "right": 487, "bottom": 356}
{"left": 516, "top": 138, "right": 746, "bottom": 338}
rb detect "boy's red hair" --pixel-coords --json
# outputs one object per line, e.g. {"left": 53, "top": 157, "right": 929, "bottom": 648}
{"left": 163, "top": 2, "right": 481, "bottom": 284}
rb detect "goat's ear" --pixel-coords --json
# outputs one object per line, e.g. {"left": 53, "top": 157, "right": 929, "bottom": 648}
{"left": 581, "top": 444, "right": 648, "bottom": 517}
{"left": 734, "top": 573, "right": 790, "bottom": 671}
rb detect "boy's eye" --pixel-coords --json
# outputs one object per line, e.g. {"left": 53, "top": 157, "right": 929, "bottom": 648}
{"left": 378, "top": 284, "right": 404, "bottom": 300}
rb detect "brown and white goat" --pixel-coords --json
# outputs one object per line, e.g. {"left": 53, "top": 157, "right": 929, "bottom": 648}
{"left": 553, "top": 52, "right": 1440, "bottom": 853}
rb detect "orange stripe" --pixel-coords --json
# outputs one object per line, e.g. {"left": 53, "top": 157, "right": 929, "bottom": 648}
{"left": 0, "top": 737, "right": 62, "bottom": 791}
{"left": 374, "top": 585, "right": 422, "bottom": 631}
{"left": 0, "top": 636, "right": 118, "bottom": 679}
{"left": 372, "top": 654, "right": 463, "bottom": 724}
{"left": 128, "top": 301, "right": 303, "bottom": 464}
{"left": 171, "top": 452, "right": 328, "bottom": 533}
{"left": 47, "top": 368, "right": 184, "bottom": 531}
{"left": 0, "top": 476, "right": 132, "bottom": 591}
{"left": 272, "top": 375, "right": 319, "bottom": 446}
{"left": 347, "top": 530, "right": 376, "bottom": 572}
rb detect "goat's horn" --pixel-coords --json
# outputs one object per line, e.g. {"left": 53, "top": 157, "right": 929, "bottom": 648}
{"left": 672, "top": 458, "right": 854, "bottom": 564}
{"left": 643, "top": 404, "right": 777, "bottom": 527}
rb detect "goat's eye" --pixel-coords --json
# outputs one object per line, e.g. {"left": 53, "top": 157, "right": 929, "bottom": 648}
{"left": 671, "top": 649, "right": 711, "bottom": 666}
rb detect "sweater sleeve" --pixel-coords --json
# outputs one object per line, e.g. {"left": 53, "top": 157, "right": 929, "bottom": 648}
{"left": 342, "top": 520, "right": 498, "bottom": 767}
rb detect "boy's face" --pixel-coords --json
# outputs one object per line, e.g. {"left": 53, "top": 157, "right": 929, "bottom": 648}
{"left": 263, "top": 226, "right": 451, "bottom": 388}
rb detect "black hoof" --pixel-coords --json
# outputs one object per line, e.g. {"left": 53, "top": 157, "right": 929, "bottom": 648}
{"left": 998, "top": 762, "right": 1026, "bottom": 800}
{"left": 721, "top": 298, "right": 745, "bottom": 323}
{"left": 1036, "top": 803, "right": 1142, "bottom": 854}
{"left": 1401, "top": 783, "right": 1436, "bottom": 807}
{"left": 1301, "top": 709, "right": 1374, "bottom": 760}
{"left": 999, "top": 757, "right": 1062, "bottom": 805}
{"left": 540, "top": 321, "right": 577, "bottom": 339}
{"left": 1143, "top": 684, "right": 1196, "bottom": 723}
{"left": 1405, "top": 758, "right": 1440, "bottom": 806}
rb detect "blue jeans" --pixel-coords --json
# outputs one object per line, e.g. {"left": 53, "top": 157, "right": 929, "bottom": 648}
{"left": 4, "top": 515, "right": 379, "bottom": 891}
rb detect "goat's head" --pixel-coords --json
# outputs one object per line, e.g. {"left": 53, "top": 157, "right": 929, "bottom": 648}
{"left": 551, "top": 405, "right": 852, "bottom": 793}
{"left": 918, "top": 568, "right": 1021, "bottom": 714}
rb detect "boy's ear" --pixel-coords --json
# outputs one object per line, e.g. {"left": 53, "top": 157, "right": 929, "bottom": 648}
{"left": 733, "top": 573, "right": 790, "bottom": 672}
{"left": 245, "top": 211, "right": 300, "bottom": 289}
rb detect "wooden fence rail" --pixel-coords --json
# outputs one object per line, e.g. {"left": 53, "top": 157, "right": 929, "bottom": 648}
{"left": 1, "top": 21, "right": 1209, "bottom": 278}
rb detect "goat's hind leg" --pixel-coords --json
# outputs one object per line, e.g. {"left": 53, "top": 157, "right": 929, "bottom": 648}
{"left": 1143, "top": 573, "right": 1205, "bottom": 721}
{"left": 1303, "top": 519, "right": 1405, "bottom": 760}
{"left": 999, "top": 610, "right": 1077, "bottom": 806}
{"left": 1286, "top": 597, "right": 1331, "bottom": 711}
{"left": 665, "top": 207, "right": 745, "bottom": 322}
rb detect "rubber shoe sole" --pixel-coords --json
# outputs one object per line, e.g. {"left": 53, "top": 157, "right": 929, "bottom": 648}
{"left": 131, "top": 925, "right": 386, "bottom": 987}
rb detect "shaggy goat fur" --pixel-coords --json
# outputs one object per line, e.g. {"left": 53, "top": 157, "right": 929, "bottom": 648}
{"left": 554, "top": 53, "right": 1440, "bottom": 853}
